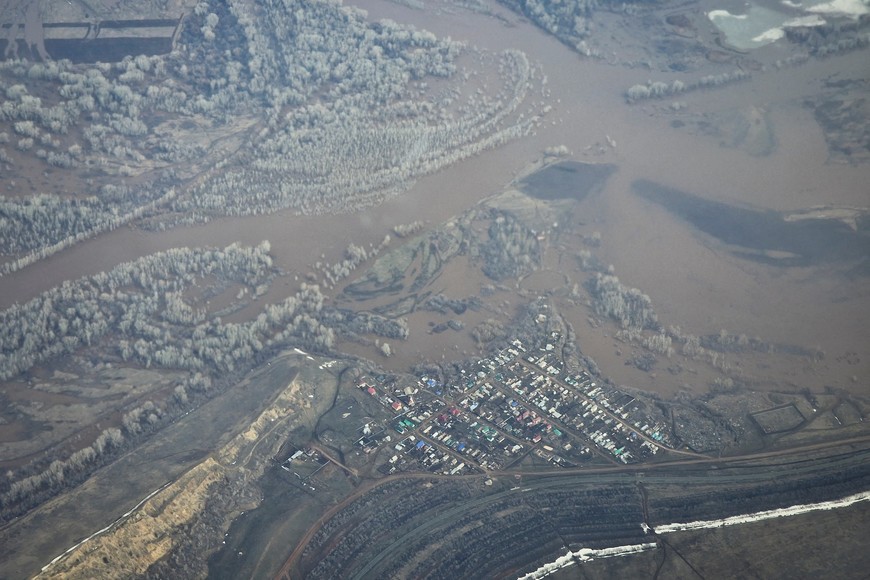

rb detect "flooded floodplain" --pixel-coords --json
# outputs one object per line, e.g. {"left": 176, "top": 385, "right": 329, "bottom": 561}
{"left": 1, "top": 0, "right": 868, "bottom": 398}
{"left": 633, "top": 179, "right": 870, "bottom": 268}
{"left": 518, "top": 161, "right": 616, "bottom": 202}
{"left": 1, "top": 1, "right": 869, "bottom": 577}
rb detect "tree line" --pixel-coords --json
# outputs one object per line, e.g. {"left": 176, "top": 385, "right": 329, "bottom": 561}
{"left": 625, "top": 70, "right": 750, "bottom": 103}
{"left": 2, "top": 0, "right": 544, "bottom": 272}
{"left": 0, "top": 240, "right": 415, "bottom": 518}
{"left": 585, "top": 272, "right": 659, "bottom": 331}
{"left": 480, "top": 210, "right": 542, "bottom": 281}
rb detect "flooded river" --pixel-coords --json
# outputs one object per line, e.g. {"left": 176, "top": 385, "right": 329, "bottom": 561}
{"left": 1, "top": 0, "right": 868, "bottom": 394}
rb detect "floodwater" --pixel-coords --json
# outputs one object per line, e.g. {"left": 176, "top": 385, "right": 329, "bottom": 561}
{"left": 1, "top": 0, "right": 869, "bottom": 396}
{"left": 44, "top": 37, "right": 174, "bottom": 62}
{"left": 707, "top": 0, "right": 868, "bottom": 50}
{"left": 519, "top": 161, "right": 616, "bottom": 202}
{"left": 708, "top": 3, "right": 810, "bottom": 50}
{"left": 633, "top": 179, "right": 870, "bottom": 267}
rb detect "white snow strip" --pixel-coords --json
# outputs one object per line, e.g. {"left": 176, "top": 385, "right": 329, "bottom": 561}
{"left": 40, "top": 481, "right": 172, "bottom": 573}
{"left": 517, "top": 542, "right": 658, "bottom": 580}
{"left": 806, "top": 0, "right": 869, "bottom": 17}
{"left": 708, "top": 9, "right": 749, "bottom": 20}
{"left": 752, "top": 27, "right": 786, "bottom": 42}
{"left": 517, "top": 489, "right": 869, "bottom": 579}
{"left": 655, "top": 490, "right": 870, "bottom": 534}
{"left": 784, "top": 14, "right": 827, "bottom": 25}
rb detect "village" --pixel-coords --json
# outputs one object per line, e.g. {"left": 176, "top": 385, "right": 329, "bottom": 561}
{"left": 352, "top": 335, "right": 677, "bottom": 477}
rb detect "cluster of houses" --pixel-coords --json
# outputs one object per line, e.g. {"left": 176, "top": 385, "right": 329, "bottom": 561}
{"left": 275, "top": 446, "right": 328, "bottom": 491}
{"left": 353, "top": 336, "right": 675, "bottom": 475}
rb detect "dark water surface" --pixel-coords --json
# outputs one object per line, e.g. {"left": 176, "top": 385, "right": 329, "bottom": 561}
{"left": 519, "top": 161, "right": 616, "bottom": 201}
{"left": 1, "top": 37, "right": 172, "bottom": 63}
{"left": 633, "top": 179, "right": 870, "bottom": 269}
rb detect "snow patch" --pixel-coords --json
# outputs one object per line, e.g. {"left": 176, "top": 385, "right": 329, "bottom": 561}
{"left": 655, "top": 490, "right": 870, "bottom": 534}
{"left": 709, "top": 9, "right": 749, "bottom": 20}
{"left": 784, "top": 14, "right": 827, "bottom": 25}
{"left": 806, "top": 0, "right": 870, "bottom": 17}
{"left": 517, "top": 542, "right": 658, "bottom": 579}
{"left": 516, "top": 489, "right": 869, "bottom": 579}
{"left": 753, "top": 27, "right": 787, "bottom": 41}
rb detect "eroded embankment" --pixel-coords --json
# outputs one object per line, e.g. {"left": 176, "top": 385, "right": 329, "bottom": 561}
{"left": 36, "top": 355, "right": 322, "bottom": 579}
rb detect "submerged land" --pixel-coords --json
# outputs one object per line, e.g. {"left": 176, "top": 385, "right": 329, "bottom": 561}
{"left": 0, "top": 0, "right": 868, "bottom": 578}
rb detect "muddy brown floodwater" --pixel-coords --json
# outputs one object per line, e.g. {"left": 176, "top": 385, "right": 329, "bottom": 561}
{"left": 0, "top": 0, "right": 868, "bottom": 396}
